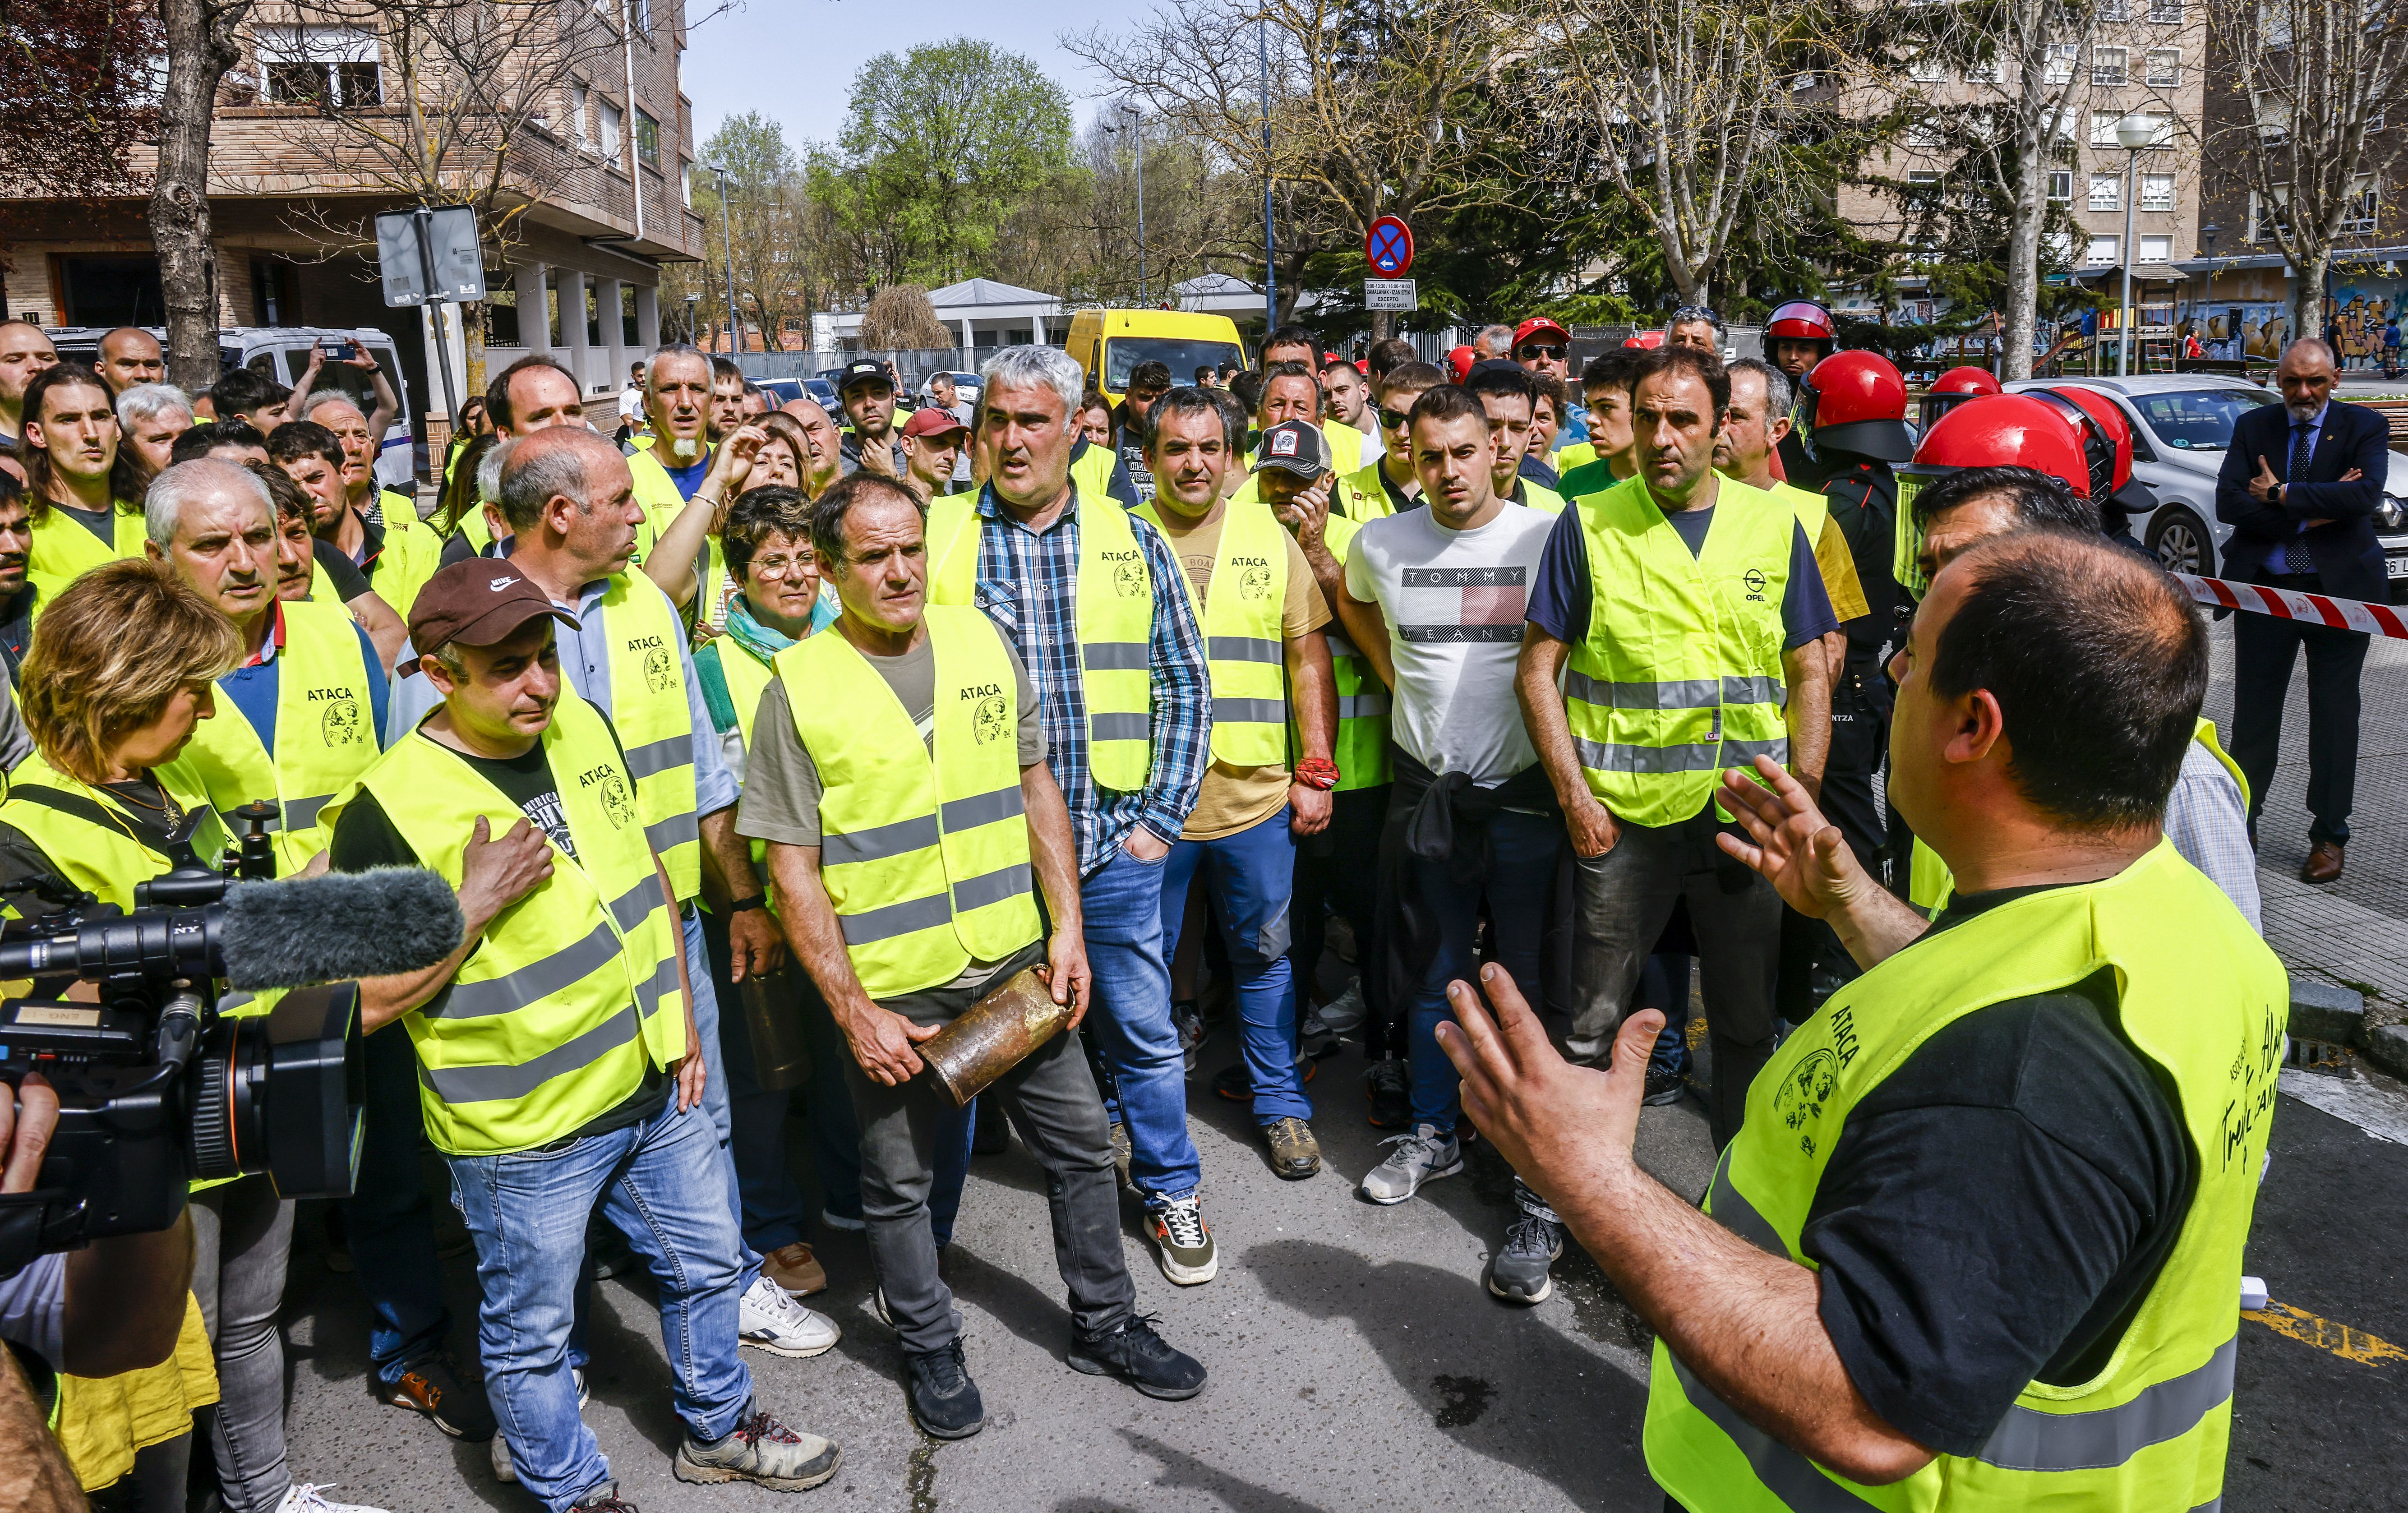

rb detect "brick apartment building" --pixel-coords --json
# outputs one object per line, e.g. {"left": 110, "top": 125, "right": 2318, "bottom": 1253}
{"left": 0, "top": 0, "right": 706, "bottom": 448}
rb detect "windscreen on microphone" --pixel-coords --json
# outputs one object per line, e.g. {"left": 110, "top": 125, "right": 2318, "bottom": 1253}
{"left": 218, "top": 867, "right": 465, "bottom": 991}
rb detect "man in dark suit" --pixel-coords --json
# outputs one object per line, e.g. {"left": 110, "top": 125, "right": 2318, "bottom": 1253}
{"left": 2215, "top": 337, "right": 2390, "bottom": 882}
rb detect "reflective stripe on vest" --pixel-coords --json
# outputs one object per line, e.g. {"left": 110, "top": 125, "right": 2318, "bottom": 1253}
{"left": 595, "top": 573, "right": 703, "bottom": 900}
{"left": 1564, "top": 476, "right": 1791, "bottom": 826}
{"left": 1137, "top": 498, "right": 1289, "bottom": 766}
{"left": 180, "top": 598, "right": 381, "bottom": 875}
{"left": 926, "top": 488, "right": 1156, "bottom": 790}
{"left": 1314, "top": 512, "right": 1392, "bottom": 790}
{"left": 26, "top": 503, "right": 146, "bottom": 611}
{"left": 781, "top": 605, "right": 1042, "bottom": 999}
{"left": 324, "top": 692, "right": 686, "bottom": 1156}
{"left": 1644, "top": 842, "right": 2286, "bottom": 1513}
{"left": 0, "top": 752, "right": 226, "bottom": 915}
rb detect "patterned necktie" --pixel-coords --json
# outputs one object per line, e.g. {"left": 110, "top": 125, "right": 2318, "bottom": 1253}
{"left": 2273, "top": 420, "right": 2315, "bottom": 575}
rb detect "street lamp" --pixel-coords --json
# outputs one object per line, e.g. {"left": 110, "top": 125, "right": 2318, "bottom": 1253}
{"left": 706, "top": 161, "right": 740, "bottom": 355}
{"left": 1260, "top": 14, "right": 1275, "bottom": 335}
{"left": 1103, "top": 104, "right": 1148, "bottom": 305}
{"left": 2114, "top": 113, "right": 2160, "bottom": 378}
{"left": 683, "top": 292, "right": 699, "bottom": 345}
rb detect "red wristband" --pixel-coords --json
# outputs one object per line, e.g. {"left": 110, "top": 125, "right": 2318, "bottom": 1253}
{"left": 1294, "top": 757, "right": 1341, "bottom": 791}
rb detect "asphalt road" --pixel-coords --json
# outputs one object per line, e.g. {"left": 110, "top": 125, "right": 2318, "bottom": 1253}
{"left": 272, "top": 616, "right": 2408, "bottom": 1512}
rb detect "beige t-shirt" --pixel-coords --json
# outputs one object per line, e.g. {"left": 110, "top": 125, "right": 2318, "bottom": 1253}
{"left": 1147, "top": 505, "right": 1330, "bottom": 841}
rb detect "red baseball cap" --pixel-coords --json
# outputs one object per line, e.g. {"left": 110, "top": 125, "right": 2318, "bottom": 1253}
{"left": 900, "top": 406, "right": 969, "bottom": 441}
{"left": 1514, "top": 317, "right": 1571, "bottom": 351}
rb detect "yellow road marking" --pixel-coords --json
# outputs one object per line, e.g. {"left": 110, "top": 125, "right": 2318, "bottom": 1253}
{"left": 2246, "top": 1301, "right": 2408, "bottom": 1366}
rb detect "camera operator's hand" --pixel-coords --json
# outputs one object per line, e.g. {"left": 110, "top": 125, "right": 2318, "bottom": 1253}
{"left": 1, "top": 1073, "right": 55, "bottom": 1193}
{"left": 458, "top": 815, "right": 553, "bottom": 935}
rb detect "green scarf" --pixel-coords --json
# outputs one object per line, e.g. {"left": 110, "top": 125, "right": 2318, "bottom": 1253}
{"left": 723, "top": 588, "right": 830, "bottom": 668}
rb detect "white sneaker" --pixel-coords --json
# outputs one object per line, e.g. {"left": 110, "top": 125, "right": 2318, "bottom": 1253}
{"left": 1360, "top": 1123, "right": 1464, "bottom": 1204}
{"left": 274, "top": 1486, "right": 387, "bottom": 1513}
{"left": 738, "top": 1275, "right": 841, "bottom": 1357}
{"left": 489, "top": 1369, "right": 586, "bottom": 1484}
{"left": 1317, "top": 979, "right": 1367, "bottom": 1034}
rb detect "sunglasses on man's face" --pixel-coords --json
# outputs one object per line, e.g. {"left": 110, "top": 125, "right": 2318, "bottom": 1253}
{"left": 1518, "top": 344, "right": 1568, "bottom": 360}
{"left": 1380, "top": 406, "right": 1416, "bottom": 429}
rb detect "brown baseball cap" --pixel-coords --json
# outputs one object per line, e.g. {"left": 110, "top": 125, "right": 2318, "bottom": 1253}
{"left": 900, "top": 406, "right": 969, "bottom": 441}
{"left": 407, "top": 559, "right": 580, "bottom": 651}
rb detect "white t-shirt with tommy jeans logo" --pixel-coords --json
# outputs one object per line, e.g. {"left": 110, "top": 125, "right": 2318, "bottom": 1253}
{"left": 1343, "top": 500, "right": 1557, "bottom": 787}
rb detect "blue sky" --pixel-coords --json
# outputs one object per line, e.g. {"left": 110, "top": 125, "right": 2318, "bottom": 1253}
{"left": 683, "top": 0, "right": 1129, "bottom": 152}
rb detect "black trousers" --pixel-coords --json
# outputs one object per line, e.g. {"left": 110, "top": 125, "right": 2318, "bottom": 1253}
{"left": 1288, "top": 783, "right": 1390, "bottom": 1050}
{"left": 1779, "top": 655, "right": 1888, "bottom": 1024}
{"left": 2232, "top": 575, "right": 2371, "bottom": 845}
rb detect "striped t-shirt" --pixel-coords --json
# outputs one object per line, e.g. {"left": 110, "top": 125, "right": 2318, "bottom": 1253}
{"left": 1343, "top": 500, "right": 1557, "bottom": 786}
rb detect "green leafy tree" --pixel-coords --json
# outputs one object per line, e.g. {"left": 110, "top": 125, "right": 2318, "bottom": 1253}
{"left": 808, "top": 39, "right": 1076, "bottom": 291}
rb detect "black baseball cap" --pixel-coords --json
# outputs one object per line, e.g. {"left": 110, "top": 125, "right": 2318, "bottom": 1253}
{"left": 408, "top": 559, "right": 579, "bottom": 651}
{"left": 837, "top": 360, "right": 893, "bottom": 393}
{"left": 1252, "top": 420, "right": 1331, "bottom": 477}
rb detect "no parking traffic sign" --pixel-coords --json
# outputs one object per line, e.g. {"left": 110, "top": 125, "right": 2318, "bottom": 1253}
{"left": 1366, "top": 216, "right": 1414, "bottom": 278}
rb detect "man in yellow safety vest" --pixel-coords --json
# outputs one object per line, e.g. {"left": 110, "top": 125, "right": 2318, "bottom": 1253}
{"left": 1443, "top": 527, "right": 2283, "bottom": 1513}
{"left": 749, "top": 471, "right": 1205, "bottom": 1439}
{"left": 326, "top": 561, "right": 843, "bottom": 1507}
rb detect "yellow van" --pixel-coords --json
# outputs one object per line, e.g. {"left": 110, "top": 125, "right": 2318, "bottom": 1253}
{"left": 1068, "top": 309, "right": 1249, "bottom": 404}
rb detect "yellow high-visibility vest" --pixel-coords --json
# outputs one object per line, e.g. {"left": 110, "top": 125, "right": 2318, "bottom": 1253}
{"left": 1647, "top": 841, "right": 2285, "bottom": 1513}
{"left": 780, "top": 607, "right": 1042, "bottom": 999}
{"left": 593, "top": 572, "right": 702, "bottom": 900}
{"left": 1136, "top": 498, "right": 1290, "bottom": 766}
{"left": 322, "top": 692, "right": 686, "bottom": 1156}
{"left": 180, "top": 598, "right": 381, "bottom": 874}
{"left": 926, "top": 488, "right": 1157, "bottom": 790}
{"left": 1563, "top": 476, "right": 1792, "bottom": 827}
{"left": 27, "top": 502, "right": 146, "bottom": 609}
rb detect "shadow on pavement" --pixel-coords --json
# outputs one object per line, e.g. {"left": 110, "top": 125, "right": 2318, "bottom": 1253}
{"left": 1245, "top": 1237, "right": 1654, "bottom": 1510}
{"left": 1054, "top": 1428, "right": 1333, "bottom": 1513}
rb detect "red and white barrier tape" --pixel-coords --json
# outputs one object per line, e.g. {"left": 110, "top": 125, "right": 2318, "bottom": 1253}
{"left": 2175, "top": 572, "right": 2408, "bottom": 640}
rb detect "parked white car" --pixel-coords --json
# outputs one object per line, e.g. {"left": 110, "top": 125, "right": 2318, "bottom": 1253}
{"left": 2007, "top": 374, "right": 2408, "bottom": 594}
{"left": 47, "top": 325, "right": 418, "bottom": 492}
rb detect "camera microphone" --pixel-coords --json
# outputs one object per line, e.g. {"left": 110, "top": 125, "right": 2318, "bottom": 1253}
{"left": 0, "top": 867, "right": 464, "bottom": 991}
{"left": 217, "top": 867, "right": 465, "bottom": 990}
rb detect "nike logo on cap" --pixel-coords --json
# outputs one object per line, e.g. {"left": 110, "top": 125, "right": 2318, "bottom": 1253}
{"left": 489, "top": 575, "right": 520, "bottom": 591}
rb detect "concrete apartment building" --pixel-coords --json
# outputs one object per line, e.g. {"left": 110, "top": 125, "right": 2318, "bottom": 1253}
{"left": 1838, "top": 1, "right": 2207, "bottom": 366}
{"left": 0, "top": 0, "right": 705, "bottom": 447}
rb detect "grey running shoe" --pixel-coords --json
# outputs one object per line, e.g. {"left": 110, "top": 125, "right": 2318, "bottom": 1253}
{"left": 674, "top": 1409, "right": 842, "bottom": 1491}
{"left": 1147, "top": 1194, "right": 1217, "bottom": 1285}
{"left": 1299, "top": 1004, "right": 1338, "bottom": 1058}
{"left": 1360, "top": 1124, "right": 1462, "bottom": 1204}
{"left": 1174, "top": 1001, "right": 1206, "bottom": 1070}
{"left": 1262, "top": 1116, "right": 1322, "bottom": 1179}
{"left": 1317, "top": 978, "right": 1367, "bottom": 1034}
{"left": 1487, "top": 1213, "right": 1566, "bottom": 1304}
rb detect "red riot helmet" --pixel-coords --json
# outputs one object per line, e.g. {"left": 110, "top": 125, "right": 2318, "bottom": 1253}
{"left": 1918, "top": 365, "right": 2002, "bottom": 430}
{"left": 1900, "top": 392, "right": 2093, "bottom": 493}
{"left": 2030, "top": 385, "right": 2159, "bottom": 516}
{"left": 1799, "top": 350, "right": 1914, "bottom": 463}
{"left": 1622, "top": 329, "right": 1665, "bottom": 349}
{"left": 1446, "top": 345, "right": 1475, "bottom": 383}
{"left": 1767, "top": 300, "right": 1837, "bottom": 343}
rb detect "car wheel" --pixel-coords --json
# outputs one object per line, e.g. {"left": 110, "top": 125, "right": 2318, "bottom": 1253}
{"left": 2147, "top": 505, "right": 2214, "bottom": 576}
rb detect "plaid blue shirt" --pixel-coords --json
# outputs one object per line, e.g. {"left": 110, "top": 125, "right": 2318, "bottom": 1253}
{"left": 970, "top": 482, "right": 1209, "bottom": 876}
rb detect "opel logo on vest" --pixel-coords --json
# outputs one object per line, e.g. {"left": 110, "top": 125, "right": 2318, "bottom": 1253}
{"left": 1742, "top": 566, "right": 1767, "bottom": 601}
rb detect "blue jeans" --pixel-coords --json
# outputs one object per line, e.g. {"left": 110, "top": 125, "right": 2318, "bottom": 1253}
{"left": 930, "top": 1100, "right": 974, "bottom": 1247}
{"left": 1079, "top": 844, "right": 1202, "bottom": 1205}
{"left": 1407, "top": 810, "right": 1562, "bottom": 1135}
{"left": 683, "top": 903, "right": 761, "bottom": 1292}
{"left": 450, "top": 1099, "right": 753, "bottom": 1513}
{"left": 342, "top": 1022, "right": 451, "bottom": 1388}
{"left": 1162, "top": 806, "right": 1309, "bottom": 1123}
